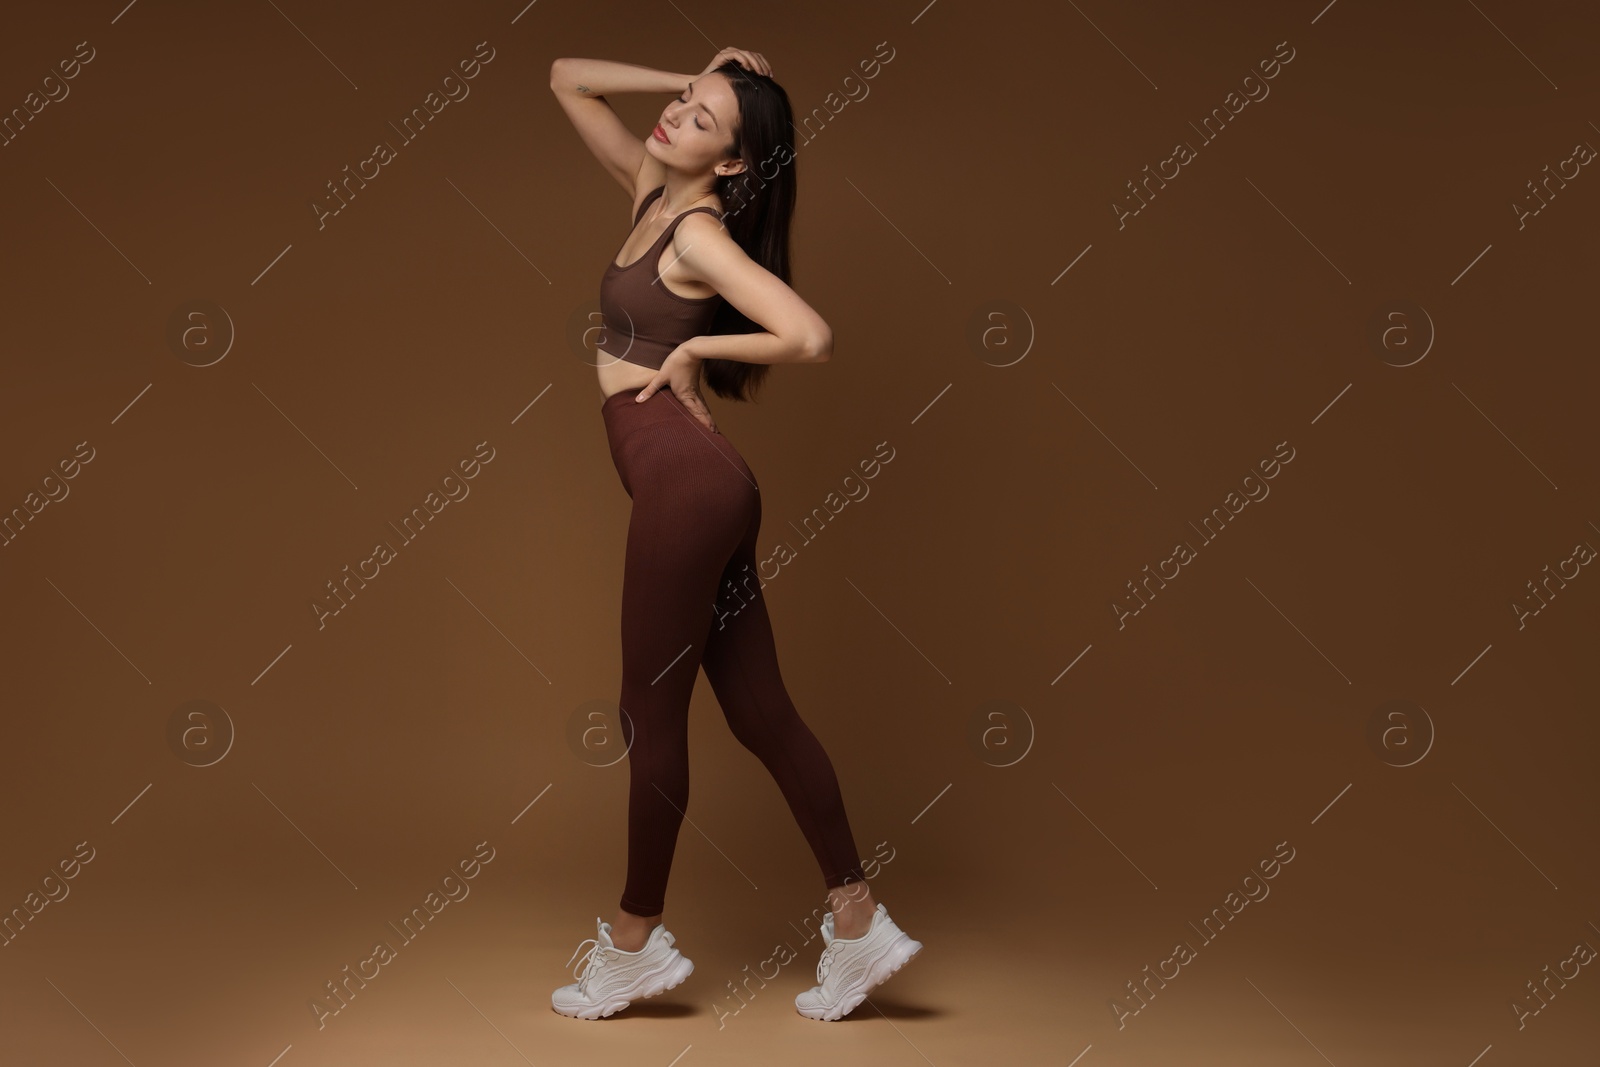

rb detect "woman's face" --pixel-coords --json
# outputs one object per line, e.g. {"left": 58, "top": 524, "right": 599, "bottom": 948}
{"left": 650, "top": 72, "right": 740, "bottom": 176}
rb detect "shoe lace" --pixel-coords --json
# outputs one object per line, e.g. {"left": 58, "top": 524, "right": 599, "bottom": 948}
{"left": 816, "top": 942, "right": 838, "bottom": 983}
{"left": 565, "top": 937, "right": 612, "bottom": 993}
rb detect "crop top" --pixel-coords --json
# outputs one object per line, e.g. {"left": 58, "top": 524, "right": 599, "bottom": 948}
{"left": 597, "top": 185, "right": 725, "bottom": 371}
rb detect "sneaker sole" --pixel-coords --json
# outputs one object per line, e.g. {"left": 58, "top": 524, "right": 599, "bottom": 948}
{"left": 797, "top": 934, "right": 923, "bottom": 1021}
{"left": 553, "top": 953, "right": 695, "bottom": 1020}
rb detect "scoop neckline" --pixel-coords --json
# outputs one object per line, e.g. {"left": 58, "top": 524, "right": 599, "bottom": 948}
{"left": 609, "top": 189, "right": 723, "bottom": 272}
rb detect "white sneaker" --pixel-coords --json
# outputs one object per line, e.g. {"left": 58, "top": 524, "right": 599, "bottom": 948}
{"left": 551, "top": 917, "right": 694, "bottom": 1020}
{"left": 795, "top": 902, "right": 923, "bottom": 1021}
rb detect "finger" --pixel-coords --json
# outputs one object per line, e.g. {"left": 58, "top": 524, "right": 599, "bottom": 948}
{"left": 680, "top": 396, "right": 713, "bottom": 431}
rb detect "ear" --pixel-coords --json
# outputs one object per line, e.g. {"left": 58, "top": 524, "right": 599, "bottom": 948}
{"left": 717, "top": 159, "right": 748, "bottom": 177}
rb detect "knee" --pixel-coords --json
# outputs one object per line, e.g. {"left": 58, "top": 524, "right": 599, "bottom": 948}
{"left": 626, "top": 730, "right": 689, "bottom": 780}
{"left": 723, "top": 709, "right": 801, "bottom": 761}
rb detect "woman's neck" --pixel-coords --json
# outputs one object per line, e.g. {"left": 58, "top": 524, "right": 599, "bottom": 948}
{"left": 659, "top": 176, "right": 719, "bottom": 215}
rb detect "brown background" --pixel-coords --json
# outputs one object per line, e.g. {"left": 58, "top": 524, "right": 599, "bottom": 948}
{"left": 3, "top": 1, "right": 1597, "bottom": 1064}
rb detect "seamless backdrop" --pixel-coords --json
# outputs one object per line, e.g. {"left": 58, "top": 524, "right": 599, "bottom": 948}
{"left": 1, "top": 2, "right": 1597, "bottom": 1065}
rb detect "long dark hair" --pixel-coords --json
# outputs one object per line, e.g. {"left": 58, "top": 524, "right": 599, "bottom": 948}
{"left": 700, "top": 61, "right": 797, "bottom": 404}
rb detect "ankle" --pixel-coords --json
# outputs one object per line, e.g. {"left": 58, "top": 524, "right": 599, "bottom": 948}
{"left": 830, "top": 897, "right": 878, "bottom": 939}
{"left": 611, "top": 914, "right": 662, "bottom": 951}
{"left": 833, "top": 912, "right": 873, "bottom": 939}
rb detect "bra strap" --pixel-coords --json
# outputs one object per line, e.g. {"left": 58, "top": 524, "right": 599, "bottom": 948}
{"left": 650, "top": 206, "right": 722, "bottom": 279}
{"left": 662, "top": 205, "right": 723, "bottom": 237}
{"left": 634, "top": 185, "right": 665, "bottom": 225}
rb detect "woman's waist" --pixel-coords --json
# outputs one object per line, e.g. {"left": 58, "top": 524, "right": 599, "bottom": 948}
{"left": 596, "top": 356, "right": 662, "bottom": 400}
{"left": 594, "top": 331, "right": 690, "bottom": 371}
{"left": 602, "top": 394, "right": 747, "bottom": 465}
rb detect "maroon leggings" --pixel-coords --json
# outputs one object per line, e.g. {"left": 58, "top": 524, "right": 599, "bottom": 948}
{"left": 601, "top": 385, "right": 868, "bottom": 916}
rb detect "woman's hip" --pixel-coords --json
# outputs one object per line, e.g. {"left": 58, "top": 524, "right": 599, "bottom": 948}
{"left": 602, "top": 388, "right": 757, "bottom": 497}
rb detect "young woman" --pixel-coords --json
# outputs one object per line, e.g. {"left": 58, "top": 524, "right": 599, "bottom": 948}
{"left": 547, "top": 49, "right": 923, "bottom": 1021}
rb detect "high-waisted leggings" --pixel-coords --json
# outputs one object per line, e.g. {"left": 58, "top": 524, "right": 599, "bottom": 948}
{"left": 601, "top": 384, "right": 868, "bottom": 916}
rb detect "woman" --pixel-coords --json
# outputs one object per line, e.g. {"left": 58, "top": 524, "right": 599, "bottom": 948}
{"left": 547, "top": 49, "right": 923, "bottom": 1022}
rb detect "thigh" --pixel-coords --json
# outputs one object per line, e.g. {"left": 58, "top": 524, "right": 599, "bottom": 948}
{"left": 619, "top": 444, "right": 758, "bottom": 688}
{"left": 700, "top": 487, "right": 785, "bottom": 683}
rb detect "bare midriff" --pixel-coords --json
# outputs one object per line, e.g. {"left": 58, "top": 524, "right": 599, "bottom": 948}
{"left": 596, "top": 352, "right": 699, "bottom": 399}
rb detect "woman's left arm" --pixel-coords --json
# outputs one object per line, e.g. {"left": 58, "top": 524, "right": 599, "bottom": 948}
{"left": 674, "top": 212, "right": 834, "bottom": 364}
{"left": 633, "top": 213, "right": 833, "bottom": 415}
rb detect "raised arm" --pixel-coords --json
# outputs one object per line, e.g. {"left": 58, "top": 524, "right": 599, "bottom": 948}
{"left": 548, "top": 57, "right": 693, "bottom": 197}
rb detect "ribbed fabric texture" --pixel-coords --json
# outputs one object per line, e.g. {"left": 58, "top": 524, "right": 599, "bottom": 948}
{"left": 601, "top": 386, "right": 868, "bottom": 916}
{"left": 597, "top": 185, "right": 724, "bottom": 371}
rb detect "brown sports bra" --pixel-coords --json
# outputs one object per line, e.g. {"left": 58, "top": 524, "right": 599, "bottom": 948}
{"left": 597, "top": 185, "right": 725, "bottom": 371}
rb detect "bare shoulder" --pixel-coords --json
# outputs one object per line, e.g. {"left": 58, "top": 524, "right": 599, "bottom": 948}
{"left": 673, "top": 207, "right": 736, "bottom": 249}
{"left": 670, "top": 208, "right": 746, "bottom": 289}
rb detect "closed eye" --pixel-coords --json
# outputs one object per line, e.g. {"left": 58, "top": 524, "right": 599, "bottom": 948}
{"left": 677, "top": 95, "right": 705, "bottom": 130}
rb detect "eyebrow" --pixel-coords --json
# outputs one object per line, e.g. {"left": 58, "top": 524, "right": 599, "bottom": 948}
{"left": 685, "top": 81, "right": 718, "bottom": 129}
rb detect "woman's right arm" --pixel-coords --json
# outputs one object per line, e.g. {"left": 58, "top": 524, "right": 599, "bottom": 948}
{"left": 548, "top": 58, "right": 693, "bottom": 196}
